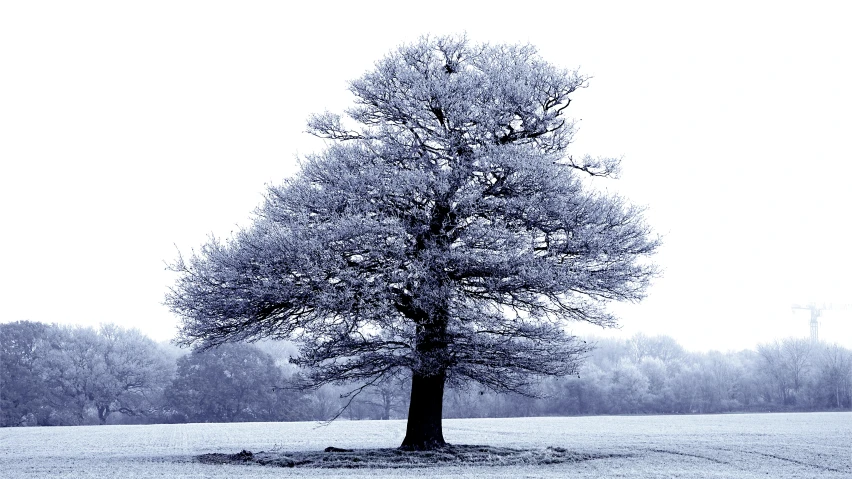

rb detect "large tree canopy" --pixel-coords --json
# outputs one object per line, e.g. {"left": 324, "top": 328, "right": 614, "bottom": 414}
{"left": 167, "top": 35, "right": 658, "bottom": 449}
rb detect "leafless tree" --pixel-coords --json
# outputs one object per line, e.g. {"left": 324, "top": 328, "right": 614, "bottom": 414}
{"left": 758, "top": 339, "right": 812, "bottom": 405}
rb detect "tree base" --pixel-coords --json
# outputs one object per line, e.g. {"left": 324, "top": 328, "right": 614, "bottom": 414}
{"left": 400, "top": 369, "right": 447, "bottom": 451}
{"left": 397, "top": 438, "right": 448, "bottom": 451}
{"left": 198, "top": 445, "right": 620, "bottom": 468}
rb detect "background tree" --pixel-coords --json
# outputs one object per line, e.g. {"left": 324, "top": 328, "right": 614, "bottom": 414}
{"left": 638, "top": 356, "right": 671, "bottom": 412}
{"left": 781, "top": 338, "right": 813, "bottom": 405}
{"left": 0, "top": 322, "right": 56, "bottom": 426}
{"left": 810, "top": 343, "right": 852, "bottom": 409}
{"left": 757, "top": 341, "right": 789, "bottom": 405}
{"left": 350, "top": 375, "right": 411, "bottom": 420}
{"left": 165, "top": 343, "right": 304, "bottom": 422}
{"left": 38, "top": 324, "right": 172, "bottom": 425}
{"left": 90, "top": 324, "right": 173, "bottom": 424}
{"left": 609, "top": 359, "right": 650, "bottom": 413}
{"left": 629, "top": 333, "right": 685, "bottom": 363}
{"left": 39, "top": 326, "right": 107, "bottom": 424}
{"left": 167, "top": 35, "right": 659, "bottom": 449}
{"left": 758, "top": 339, "right": 813, "bottom": 406}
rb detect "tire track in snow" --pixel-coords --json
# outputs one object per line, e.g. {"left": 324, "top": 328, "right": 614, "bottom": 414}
{"left": 647, "top": 448, "right": 738, "bottom": 468}
{"left": 713, "top": 447, "right": 847, "bottom": 474}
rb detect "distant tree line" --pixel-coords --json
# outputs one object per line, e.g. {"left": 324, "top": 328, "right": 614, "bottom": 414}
{"left": 444, "top": 334, "right": 852, "bottom": 417}
{"left": 1, "top": 321, "right": 173, "bottom": 426}
{"left": 2, "top": 322, "right": 850, "bottom": 427}
{"left": 0, "top": 321, "right": 401, "bottom": 426}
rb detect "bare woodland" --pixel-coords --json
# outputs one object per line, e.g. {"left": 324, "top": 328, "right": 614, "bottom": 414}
{"left": 3, "top": 321, "right": 850, "bottom": 427}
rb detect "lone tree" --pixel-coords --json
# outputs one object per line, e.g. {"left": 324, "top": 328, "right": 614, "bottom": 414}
{"left": 167, "top": 35, "right": 658, "bottom": 450}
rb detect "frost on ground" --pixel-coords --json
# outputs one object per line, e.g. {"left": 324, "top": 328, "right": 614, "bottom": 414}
{"left": 2, "top": 412, "right": 850, "bottom": 478}
{"left": 198, "top": 444, "right": 627, "bottom": 468}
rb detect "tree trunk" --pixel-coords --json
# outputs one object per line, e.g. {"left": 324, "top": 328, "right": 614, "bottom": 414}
{"left": 97, "top": 404, "right": 110, "bottom": 425}
{"left": 397, "top": 291, "right": 451, "bottom": 449}
{"left": 400, "top": 369, "right": 447, "bottom": 450}
{"left": 381, "top": 390, "right": 392, "bottom": 420}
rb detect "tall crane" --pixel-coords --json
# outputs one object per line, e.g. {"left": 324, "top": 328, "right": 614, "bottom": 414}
{"left": 791, "top": 303, "right": 852, "bottom": 343}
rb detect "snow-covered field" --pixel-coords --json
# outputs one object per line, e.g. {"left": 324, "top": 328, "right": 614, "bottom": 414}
{"left": 1, "top": 412, "right": 850, "bottom": 478}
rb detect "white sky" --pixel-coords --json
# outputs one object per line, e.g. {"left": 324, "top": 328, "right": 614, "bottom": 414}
{"left": 2, "top": 1, "right": 851, "bottom": 352}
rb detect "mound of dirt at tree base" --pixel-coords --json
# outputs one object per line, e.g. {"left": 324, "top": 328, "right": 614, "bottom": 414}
{"left": 197, "top": 445, "right": 629, "bottom": 468}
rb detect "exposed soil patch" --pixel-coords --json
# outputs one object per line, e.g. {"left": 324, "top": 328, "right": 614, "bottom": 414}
{"left": 198, "top": 444, "right": 629, "bottom": 469}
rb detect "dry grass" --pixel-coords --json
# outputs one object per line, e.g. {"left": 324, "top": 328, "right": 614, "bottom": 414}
{"left": 198, "top": 444, "right": 629, "bottom": 468}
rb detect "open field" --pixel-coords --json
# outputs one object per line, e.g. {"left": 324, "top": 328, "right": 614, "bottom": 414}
{"left": 1, "top": 412, "right": 850, "bottom": 478}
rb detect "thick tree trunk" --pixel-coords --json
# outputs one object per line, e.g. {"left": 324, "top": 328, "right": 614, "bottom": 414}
{"left": 400, "top": 369, "right": 447, "bottom": 450}
{"left": 397, "top": 281, "right": 451, "bottom": 449}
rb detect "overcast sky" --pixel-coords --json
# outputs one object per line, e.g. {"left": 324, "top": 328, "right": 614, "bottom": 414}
{"left": 2, "top": 1, "right": 851, "bottom": 352}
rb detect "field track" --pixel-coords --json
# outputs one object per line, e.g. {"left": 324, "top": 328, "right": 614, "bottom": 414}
{"left": 1, "top": 412, "right": 849, "bottom": 478}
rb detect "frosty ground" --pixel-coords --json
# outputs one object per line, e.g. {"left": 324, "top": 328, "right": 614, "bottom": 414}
{"left": 1, "top": 413, "right": 849, "bottom": 478}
